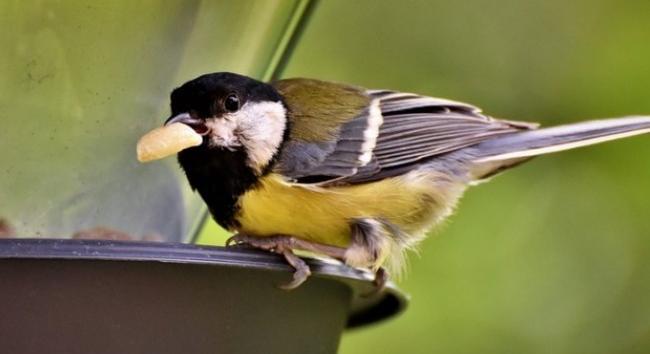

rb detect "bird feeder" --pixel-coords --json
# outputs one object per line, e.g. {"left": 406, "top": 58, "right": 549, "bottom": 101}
{"left": 0, "top": 239, "right": 406, "bottom": 354}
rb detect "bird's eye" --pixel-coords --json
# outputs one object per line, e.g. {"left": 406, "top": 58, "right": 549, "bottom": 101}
{"left": 224, "top": 94, "right": 240, "bottom": 112}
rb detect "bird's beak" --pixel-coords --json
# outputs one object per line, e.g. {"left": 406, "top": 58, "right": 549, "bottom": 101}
{"left": 164, "top": 113, "right": 210, "bottom": 136}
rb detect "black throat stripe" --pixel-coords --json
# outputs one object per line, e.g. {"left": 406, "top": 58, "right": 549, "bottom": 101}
{"left": 178, "top": 146, "right": 259, "bottom": 230}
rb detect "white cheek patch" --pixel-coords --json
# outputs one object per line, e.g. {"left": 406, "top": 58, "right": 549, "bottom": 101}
{"left": 236, "top": 101, "right": 287, "bottom": 172}
{"left": 206, "top": 101, "right": 287, "bottom": 172}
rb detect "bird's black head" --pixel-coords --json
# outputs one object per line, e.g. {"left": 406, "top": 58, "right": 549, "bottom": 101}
{"left": 166, "top": 72, "right": 287, "bottom": 229}
{"left": 168, "top": 72, "right": 283, "bottom": 123}
{"left": 166, "top": 72, "right": 287, "bottom": 173}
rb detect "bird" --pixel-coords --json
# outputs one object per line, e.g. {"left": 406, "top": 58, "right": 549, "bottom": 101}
{"left": 136, "top": 72, "right": 650, "bottom": 289}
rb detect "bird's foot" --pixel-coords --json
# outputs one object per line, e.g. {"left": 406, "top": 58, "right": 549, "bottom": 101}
{"left": 227, "top": 233, "right": 347, "bottom": 259}
{"left": 226, "top": 233, "right": 349, "bottom": 289}
{"left": 362, "top": 267, "right": 389, "bottom": 297}
{"left": 226, "top": 233, "right": 389, "bottom": 292}
{"left": 373, "top": 267, "right": 388, "bottom": 291}
{"left": 226, "top": 233, "right": 280, "bottom": 250}
{"left": 276, "top": 248, "right": 311, "bottom": 290}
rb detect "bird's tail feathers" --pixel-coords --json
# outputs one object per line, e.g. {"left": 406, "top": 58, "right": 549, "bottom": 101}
{"left": 468, "top": 116, "right": 650, "bottom": 180}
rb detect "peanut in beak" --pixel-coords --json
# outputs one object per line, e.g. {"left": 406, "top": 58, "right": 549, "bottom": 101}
{"left": 136, "top": 122, "right": 203, "bottom": 163}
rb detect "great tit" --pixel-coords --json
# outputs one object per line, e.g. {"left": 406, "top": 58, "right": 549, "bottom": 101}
{"left": 137, "top": 72, "right": 650, "bottom": 289}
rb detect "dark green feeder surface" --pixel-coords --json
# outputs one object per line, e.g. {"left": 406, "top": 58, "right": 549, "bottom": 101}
{"left": 0, "top": 239, "right": 407, "bottom": 354}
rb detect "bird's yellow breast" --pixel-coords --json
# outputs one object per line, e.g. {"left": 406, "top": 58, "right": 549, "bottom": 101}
{"left": 235, "top": 172, "right": 462, "bottom": 247}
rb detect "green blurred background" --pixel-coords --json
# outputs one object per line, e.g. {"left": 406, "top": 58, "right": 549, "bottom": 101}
{"left": 0, "top": 0, "right": 303, "bottom": 240}
{"left": 205, "top": 0, "right": 650, "bottom": 353}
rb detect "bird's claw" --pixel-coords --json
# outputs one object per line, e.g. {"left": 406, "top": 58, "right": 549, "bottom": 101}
{"left": 226, "top": 234, "right": 278, "bottom": 253}
{"left": 277, "top": 249, "right": 311, "bottom": 290}
{"left": 225, "top": 233, "right": 313, "bottom": 289}
{"left": 361, "top": 267, "right": 389, "bottom": 297}
{"left": 226, "top": 233, "right": 272, "bottom": 249}
{"left": 225, "top": 234, "right": 241, "bottom": 247}
{"left": 226, "top": 233, "right": 252, "bottom": 247}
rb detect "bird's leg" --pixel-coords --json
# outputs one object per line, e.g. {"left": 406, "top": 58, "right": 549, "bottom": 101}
{"left": 227, "top": 233, "right": 347, "bottom": 260}
{"left": 346, "top": 218, "right": 406, "bottom": 294}
{"left": 226, "top": 233, "right": 347, "bottom": 289}
{"left": 227, "top": 232, "right": 391, "bottom": 291}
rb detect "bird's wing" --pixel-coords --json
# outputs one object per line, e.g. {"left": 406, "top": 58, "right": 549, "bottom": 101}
{"left": 272, "top": 78, "right": 382, "bottom": 182}
{"left": 341, "top": 90, "right": 536, "bottom": 184}
{"left": 273, "top": 79, "right": 536, "bottom": 185}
